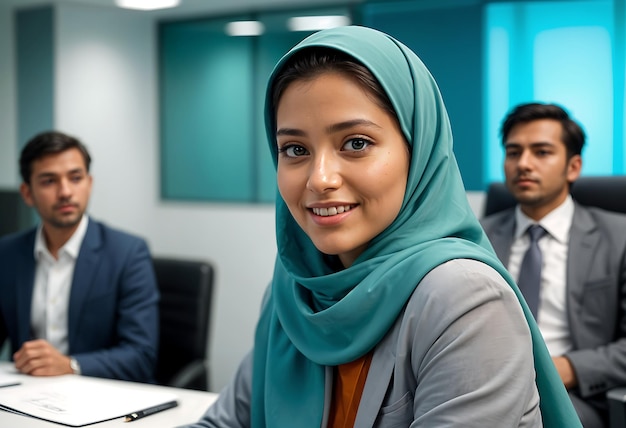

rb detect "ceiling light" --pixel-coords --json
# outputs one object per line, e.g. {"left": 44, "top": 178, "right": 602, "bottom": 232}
{"left": 287, "top": 15, "right": 351, "bottom": 32}
{"left": 225, "top": 21, "right": 265, "bottom": 37}
{"left": 115, "top": 0, "right": 180, "bottom": 11}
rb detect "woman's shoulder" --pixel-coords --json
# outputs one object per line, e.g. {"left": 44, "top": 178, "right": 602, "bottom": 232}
{"left": 386, "top": 258, "right": 530, "bottom": 368}
{"left": 404, "top": 258, "right": 520, "bottom": 327}
{"left": 416, "top": 258, "right": 512, "bottom": 299}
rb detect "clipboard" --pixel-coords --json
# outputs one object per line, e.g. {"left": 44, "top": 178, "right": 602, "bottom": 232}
{"left": 0, "top": 375, "right": 178, "bottom": 426}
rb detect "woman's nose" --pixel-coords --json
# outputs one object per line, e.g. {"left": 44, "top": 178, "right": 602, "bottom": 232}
{"left": 306, "top": 153, "right": 342, "bottom": 193}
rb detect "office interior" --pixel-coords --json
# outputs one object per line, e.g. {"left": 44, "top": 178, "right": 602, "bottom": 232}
{"left": 0, "top": 0, "right": 624, "bottom": 393}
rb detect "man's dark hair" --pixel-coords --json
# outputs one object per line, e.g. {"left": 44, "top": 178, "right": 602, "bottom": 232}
{"left": 19, "top": 131, "right": 91, "bottom": 184}
{"left": 500, "top": 102, "right": 585, "bottom": 158}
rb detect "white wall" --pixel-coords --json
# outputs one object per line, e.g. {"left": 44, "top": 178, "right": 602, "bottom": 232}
{"left": 2, "top": 2, "right": 488, "bottom": 391}
{"left": 54, "top": 3, "right": 276, "bottom": 392}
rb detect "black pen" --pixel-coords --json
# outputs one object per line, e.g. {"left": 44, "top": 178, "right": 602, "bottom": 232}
{"left": 124, "top": 400, "right": 179, "bottom": 422}
{"left": 0, "top": 382, "right": 20, "bottom": 388}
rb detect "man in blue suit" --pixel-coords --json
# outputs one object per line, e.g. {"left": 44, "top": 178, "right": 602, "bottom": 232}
{"left": 481, "top": 103, "right": 626, "bottom": 428}
{"left": 0, "top": 131, "right": 159, "bottom": 383}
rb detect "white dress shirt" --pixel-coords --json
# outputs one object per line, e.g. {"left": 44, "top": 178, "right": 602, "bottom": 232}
{"left": 30, "top": 215, "right": 89, "bottom": 355}
{"left": 508, "top": 196, "right": 574, "bottom": 356}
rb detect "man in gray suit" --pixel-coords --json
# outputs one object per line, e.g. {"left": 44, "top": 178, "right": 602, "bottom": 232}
{"left": 481, "top": 102, "right": 626, "bottom": 428}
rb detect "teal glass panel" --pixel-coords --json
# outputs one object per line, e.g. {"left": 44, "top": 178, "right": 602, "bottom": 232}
{"left": 485, "top": 1, "right": 615, "bottom": 185}
{"left": 360, "top": 1, "right": 485, "bottom": 190}
{"left": 160, "top": 16, "right": 255, "bottom": 202}
{"left": 16, "top": 6, "right": 54, "bottom": 148}
{"left": 254, "top": 11, "right": 319, "bottom": 203}
{"left": 533, "top": 25, "right": 612, "bottom": 176}
{"left": 616, "top": 0, "right": 626, "bottom": 172}
{"left": 484, "top": 19, "right": 510, "bottom": 185}
{"left": 159, "top": 8, "right": 351, "bottom": 203}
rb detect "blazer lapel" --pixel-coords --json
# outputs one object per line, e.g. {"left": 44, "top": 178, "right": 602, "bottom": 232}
{"left": 566, "top": 204, "right": 599, "bottom": 335}
{"left": 67, "top": 220, "right": 102, "bottom": 346}
{"left": 16, "top": 230, "right": 37, "bottom": 342}
{"left": 354, "top": 316, "right": 399, "bottom": 426}
{"left": 487, "top": 211, "right": 516, "bottom": 265}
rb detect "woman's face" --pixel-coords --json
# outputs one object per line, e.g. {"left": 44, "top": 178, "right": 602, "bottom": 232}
{"left": 276, "top": 72, "right": 410, "bottom": 267}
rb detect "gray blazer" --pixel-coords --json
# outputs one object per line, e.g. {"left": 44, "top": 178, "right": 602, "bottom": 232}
{"left": 481, "top": 202, "right": 626, "bottom": 400}
{"left": 182, "top": 259, "right": 542, "bottom": 427}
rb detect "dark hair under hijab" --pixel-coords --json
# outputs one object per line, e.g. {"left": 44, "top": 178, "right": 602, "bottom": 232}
{"left": 271, "top": 47, "right": 398, "bottom": 124}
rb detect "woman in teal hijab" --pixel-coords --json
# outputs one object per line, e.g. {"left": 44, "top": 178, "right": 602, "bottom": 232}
{"left": 185, "top": 26, "right": 580, "bottom": 428}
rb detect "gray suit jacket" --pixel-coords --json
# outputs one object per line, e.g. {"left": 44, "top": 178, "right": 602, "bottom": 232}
{"left": 481, "top": 202, "right": 626, "bottom": 400}
{"left": 183, "top": 259, "right": 542, "bottom": 427}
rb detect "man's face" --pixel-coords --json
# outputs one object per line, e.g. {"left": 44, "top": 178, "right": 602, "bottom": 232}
{"left": 20, "top": 148, "right": 92, "bottom": 232}
{"left": 503, "top": 119, "right": 581, "bottom": 220}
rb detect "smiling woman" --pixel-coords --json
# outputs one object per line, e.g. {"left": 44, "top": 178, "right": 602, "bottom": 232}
{"left": 182, "top": 26, "right": 582, "bottom": 428}
{"left": 275, "top": 67, "right": 409, "bottom": 268}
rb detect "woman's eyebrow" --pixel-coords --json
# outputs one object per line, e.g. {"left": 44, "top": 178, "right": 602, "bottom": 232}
{"left": 276, "top": 119, "right": 382, "bottom": 138}
{"left": 326, "top": 119, "right": 381, "bottom": 134}
{"left": 276, "top": 127, "right": 305, "bottom": 137}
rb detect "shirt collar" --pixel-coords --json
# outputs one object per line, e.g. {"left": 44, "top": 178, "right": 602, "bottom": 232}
{"left": 514, "top": 195, "right": 574, "bottom": 243}
{"left": 34, "top": 215, "right": 90, "bottom": 261}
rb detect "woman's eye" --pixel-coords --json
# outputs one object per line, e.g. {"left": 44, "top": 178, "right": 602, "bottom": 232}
{"left": 279, "top": 144, "right": 309, "bottom": 158}
{"left": 343, "top": 138, "right": 371, "bottom": 152}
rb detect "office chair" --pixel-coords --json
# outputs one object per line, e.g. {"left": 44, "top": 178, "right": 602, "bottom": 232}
{"left": 0, "top": 189, "right": 35, "bottom": 237}
{"left": 483, "top": 175, "right": 626, "bottom": 428}
{"left": 153, "top": 257, "right": 215, "bottom": 391}
{"left": 483, "top": 176, "right": 626, "bottom": 217}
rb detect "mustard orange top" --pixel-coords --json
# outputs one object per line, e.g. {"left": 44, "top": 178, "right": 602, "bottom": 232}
{"left": 328, "top": 352, "right": 373, "bottom": 428}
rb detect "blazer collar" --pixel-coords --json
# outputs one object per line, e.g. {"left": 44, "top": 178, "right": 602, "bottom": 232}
{"left": 354, "top": 310, "right": 401, "bottom": 426}
{"left": 16, "top": 229, "right": 37, "bottom": 342}
{"left": 67, "top": 219, "right": 103, "bottom": 348}
{"left": 567, "top": 203, "right": 599, "bottom": 304}
{"left": 488, "top": 209, "right": 516, "bottom": 265}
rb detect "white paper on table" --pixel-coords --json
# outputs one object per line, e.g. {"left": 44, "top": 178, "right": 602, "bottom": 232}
{"left": 0, "top": 375, "right": 178, "bottom": 426}
{"left": 0, "top": 365, "right": 22, "bottom": 388}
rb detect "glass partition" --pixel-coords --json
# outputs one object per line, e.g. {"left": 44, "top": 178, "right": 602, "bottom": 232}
{"left": 159, "top": 7, "right": 352, "bottom": 203}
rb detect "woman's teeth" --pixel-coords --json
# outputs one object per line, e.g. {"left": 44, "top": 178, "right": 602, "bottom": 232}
{"left": 312, "top": 205, "right": 352, "bottom": 216}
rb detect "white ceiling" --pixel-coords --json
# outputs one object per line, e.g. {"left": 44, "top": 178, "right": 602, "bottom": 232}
{"left": 3, "top": 0, "right": 362, "bottom": 19}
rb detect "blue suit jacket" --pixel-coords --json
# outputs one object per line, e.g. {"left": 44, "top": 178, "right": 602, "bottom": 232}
{"left": 0, "top": 218, "right": 159, "bottom": 383}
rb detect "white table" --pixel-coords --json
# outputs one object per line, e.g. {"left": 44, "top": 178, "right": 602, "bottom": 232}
{"left": 0, "top": 362, "right": 217, "bottom": 427}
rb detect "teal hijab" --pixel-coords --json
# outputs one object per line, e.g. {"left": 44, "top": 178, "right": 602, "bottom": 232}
{"left": 253, "top": 26, "right": 581, "bottom": 427}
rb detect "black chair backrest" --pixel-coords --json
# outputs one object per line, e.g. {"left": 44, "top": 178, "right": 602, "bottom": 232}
{"left": 153, "top": 257, "right": 214, "bottom": 391}
{"left": 0, "top": 189, "right": 34, "bottom": 237}
{"left": 484, "top": 176, "right": 626, "bottom": 217}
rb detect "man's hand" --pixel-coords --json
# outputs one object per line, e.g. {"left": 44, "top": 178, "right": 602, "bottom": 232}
{"left": 13, "top": 339, "right": 73, "bottom": 376}
{"left": 553, "top": 355, "right": 577, "bottom": 390}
